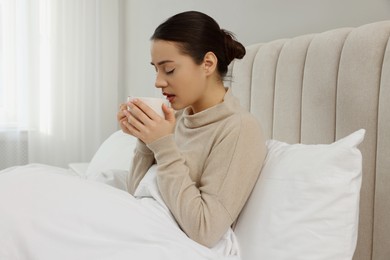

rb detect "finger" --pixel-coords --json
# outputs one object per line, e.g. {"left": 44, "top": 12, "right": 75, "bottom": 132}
{"left": 117, "top": 109, "right": 128, "bottom": 122}
{"left": 124, "top": 109, "right": 147, "bottom": 132}
{"left": 119, "top": 103, "right": 128, "bottom": 111}
{"left": 119, "top": 121, "right": 131, "bottom": 135}
{"left": 128, "top": 102, "right": 157, "bottom": 124}
{"left": 121, "top": 116, "right": 141, "bottom": 137}
{"left": 130, "top": 99, "right": 160, "bottom": 120}
{"left": 162, "top": 104, "right": 175, "bottom": 122}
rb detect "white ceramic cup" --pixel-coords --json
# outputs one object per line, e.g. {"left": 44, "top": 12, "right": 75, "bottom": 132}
{"left": 127, "top": 96, "right": 168, "bottom": 117}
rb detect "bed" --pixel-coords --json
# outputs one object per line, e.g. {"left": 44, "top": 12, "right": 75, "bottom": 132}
{"left": 227, "top": 20, "right": 390, "bottom": 260}
{"left": 0, "top": 20, "right": 389, "bottom": 260}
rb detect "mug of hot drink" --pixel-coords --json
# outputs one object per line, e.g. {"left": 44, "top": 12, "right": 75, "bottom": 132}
{"left": 127, "top": 96, "right": 168, "bottom": 118}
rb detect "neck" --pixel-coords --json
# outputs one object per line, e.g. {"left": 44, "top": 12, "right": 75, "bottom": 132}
{"left": 190, "top": 82, "right": 226, "bottom": 114}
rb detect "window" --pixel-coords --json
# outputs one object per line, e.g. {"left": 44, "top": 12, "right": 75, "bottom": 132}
{"left": 0, "top": 0, "right": 16, "bottom": 128}
{"left": 0, "top": 0, "right": 28, "bottom": 129}
{"left": 0, "top": 0, "right": 5, "bottom": 123}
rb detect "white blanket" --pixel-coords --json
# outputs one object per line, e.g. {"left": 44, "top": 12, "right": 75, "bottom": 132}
{"left": 0, "top": 164, "right": 240, "bottom": 260}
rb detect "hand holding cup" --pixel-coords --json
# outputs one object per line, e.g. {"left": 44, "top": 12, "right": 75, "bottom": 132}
{"left": 119, "top": 96, "right": 175, "bottom": 144}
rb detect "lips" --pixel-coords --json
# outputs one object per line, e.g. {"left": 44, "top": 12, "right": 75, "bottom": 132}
{"left": 163, "top": 92, "right": 176, "bottom": 103}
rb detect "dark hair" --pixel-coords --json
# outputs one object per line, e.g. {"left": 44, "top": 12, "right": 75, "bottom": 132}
{"left": 150, "top": 11, "right": 246, "bottom": 78}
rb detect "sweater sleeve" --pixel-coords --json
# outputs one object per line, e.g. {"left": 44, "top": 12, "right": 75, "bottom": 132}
{"left": 148, "top": 117, "right": 267, "bottom": 247}
{"left": 127, "top": 139, "right": 155, "bottom": 194}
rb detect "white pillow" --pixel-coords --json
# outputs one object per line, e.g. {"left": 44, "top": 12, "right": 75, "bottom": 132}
{"left": 86, "top": 130, "right": 137, "bottom": 183}
{"left": 234, "top": 129, "right": 365, "bottom": 260}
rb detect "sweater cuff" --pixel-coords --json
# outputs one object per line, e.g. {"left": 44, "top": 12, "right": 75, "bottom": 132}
{"left": 135, "top": 139, "right": 153, "bottom": 154}
{"left": 146, "top": 134, "right": 179, "bottom": 162}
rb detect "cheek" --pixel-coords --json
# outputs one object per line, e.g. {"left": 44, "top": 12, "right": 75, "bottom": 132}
{"left": 183, "top": 67, "right": 206, "bottom": 86}
{"left": 181, "top": 76, "right": 203, "bottom": 96}
{"left": 171, "top": 80, "right": 200, "bottom": 108}
{"left": 175, "top": 70, "right": 201, "bottom": 91}
{"left": 173, "top": 65, "right": 205, "bottom": 98}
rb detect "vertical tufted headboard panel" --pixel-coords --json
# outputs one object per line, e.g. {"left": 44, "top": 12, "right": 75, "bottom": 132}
{"left": 228, "top": 20, "right": 390, "bottom": 260}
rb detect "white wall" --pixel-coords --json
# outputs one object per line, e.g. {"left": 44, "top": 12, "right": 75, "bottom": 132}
{"left": 124, "top": 0, "right": 390, "bottom": 98}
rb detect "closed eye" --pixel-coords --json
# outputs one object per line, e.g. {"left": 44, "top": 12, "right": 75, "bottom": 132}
{"left": 166, "top": 69, "right": 175, "bottom": 75}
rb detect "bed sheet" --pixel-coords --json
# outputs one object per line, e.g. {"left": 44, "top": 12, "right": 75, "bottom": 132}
{"left": 0, "top": 164, "right": 240, "bottom": 260}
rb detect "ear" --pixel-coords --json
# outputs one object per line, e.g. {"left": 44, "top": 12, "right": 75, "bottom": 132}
{"left": 202, "top": 52, "right": 218, "bottom": 76}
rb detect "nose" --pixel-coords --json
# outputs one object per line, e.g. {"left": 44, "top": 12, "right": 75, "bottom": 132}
{"left": 155, "top": 72, "right": 168, "bottom": 89}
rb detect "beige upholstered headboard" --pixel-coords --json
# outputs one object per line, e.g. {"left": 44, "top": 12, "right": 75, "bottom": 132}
{"left": 228, "top": 20, "right": 390, "bottom": 260}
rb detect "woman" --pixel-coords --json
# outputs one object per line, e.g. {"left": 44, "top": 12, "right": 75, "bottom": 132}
{"left": 118, "top": 11, "right": 266, "bottom": 248}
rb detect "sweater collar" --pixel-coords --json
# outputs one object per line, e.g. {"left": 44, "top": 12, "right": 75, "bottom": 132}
{"left": 182, "top": 88, "right": 238, "bottom": 128}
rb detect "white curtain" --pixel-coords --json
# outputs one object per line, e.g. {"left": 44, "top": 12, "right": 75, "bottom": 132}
{"left": 0, "top": 0, "right": 125, "bottom": 169}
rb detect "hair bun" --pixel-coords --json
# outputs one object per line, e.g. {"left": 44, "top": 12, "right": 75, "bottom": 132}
{"left": 221, "top": 29, "right": 246, "bottom": 63}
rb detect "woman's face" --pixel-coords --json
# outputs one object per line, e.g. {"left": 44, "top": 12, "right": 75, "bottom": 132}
{"left": 150, "top": 40, "right": 208, "bottom": 113}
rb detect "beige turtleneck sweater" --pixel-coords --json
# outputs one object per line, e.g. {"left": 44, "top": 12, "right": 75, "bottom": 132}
{"left": 127, "top": 88, "right": 266, "bottom": 248}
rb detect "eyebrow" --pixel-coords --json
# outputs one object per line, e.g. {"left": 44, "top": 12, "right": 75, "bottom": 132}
{"left": 150, "top": 60, "right": 174, "bottom": 66}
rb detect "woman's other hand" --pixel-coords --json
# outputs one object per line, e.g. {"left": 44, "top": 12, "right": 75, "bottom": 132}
{"left": 120, "top": 99, "right": 176, "bottom": 144}
{"left": 117, "top": 103, "right": 132, "bottom": 135}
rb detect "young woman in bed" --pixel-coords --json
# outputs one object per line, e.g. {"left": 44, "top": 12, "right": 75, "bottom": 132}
{"left": 118, "top": 11, "right": 266, "bottom": 248}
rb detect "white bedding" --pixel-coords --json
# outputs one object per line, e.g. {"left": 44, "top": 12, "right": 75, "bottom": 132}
{"left": 0, "top": 164, "right": 240, "bottom": 260}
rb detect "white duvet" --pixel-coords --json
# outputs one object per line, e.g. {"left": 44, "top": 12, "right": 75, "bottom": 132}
{"left": 0, "top": 164, "right": 240, "bottom": 260}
